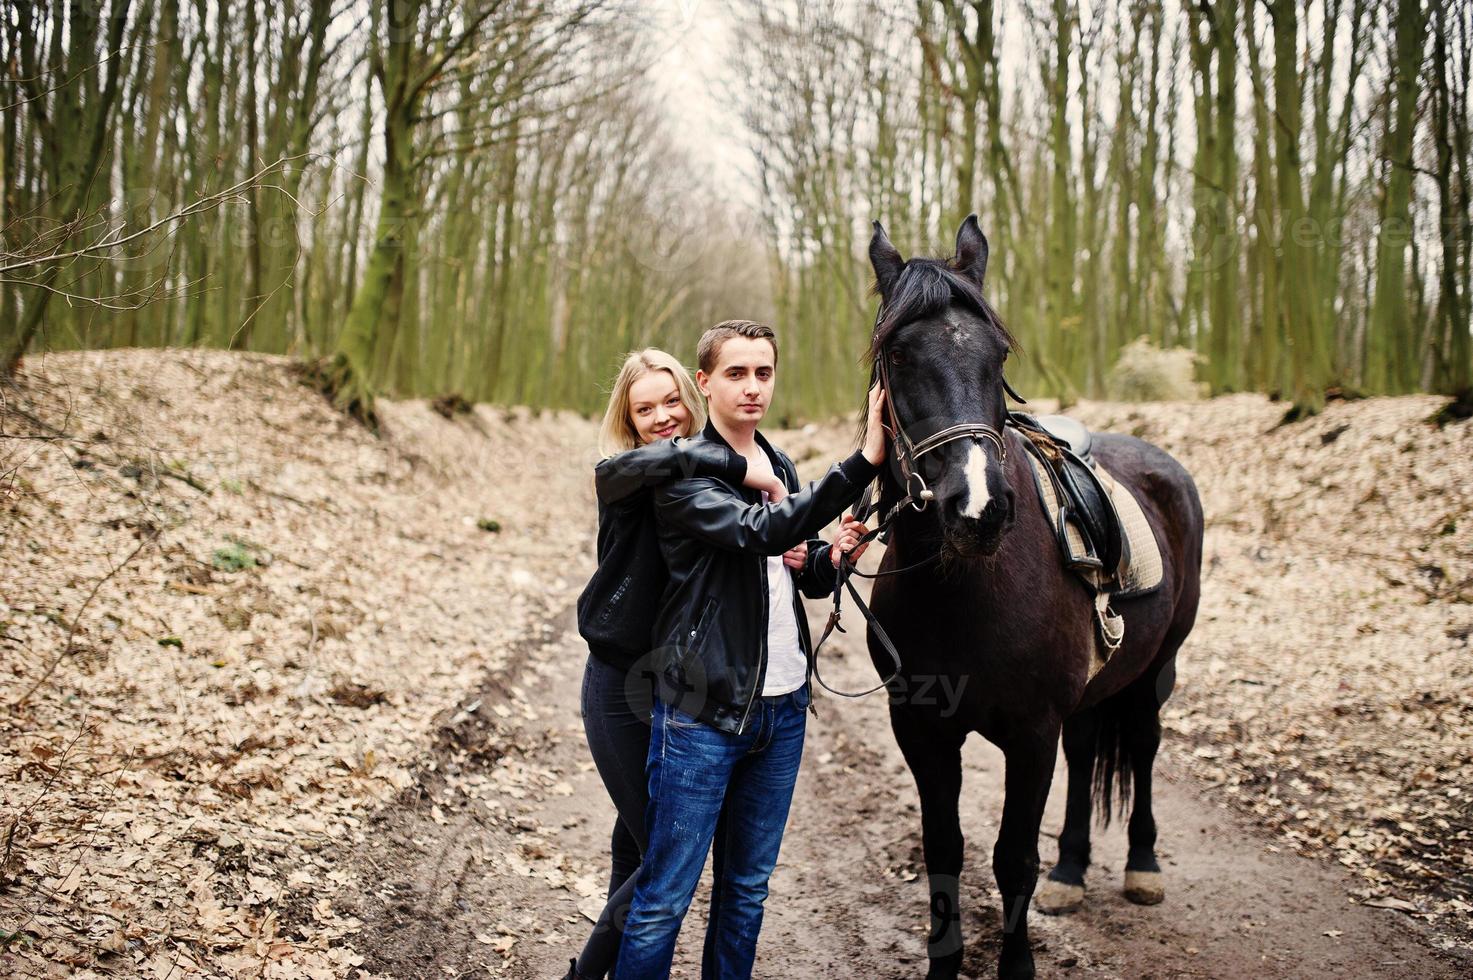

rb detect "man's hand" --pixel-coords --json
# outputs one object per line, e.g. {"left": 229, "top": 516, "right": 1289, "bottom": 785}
{"left": 744, "top": 471, "right": 786, "bottom": 503}
{"left": 830, "top": 514, "right": 872, "bottom": 568}
{"left": 862, "top": 385, "right": 887, "bottom": 466}
{"left": 782, "top": 541, "right": 808, "bottom": 570}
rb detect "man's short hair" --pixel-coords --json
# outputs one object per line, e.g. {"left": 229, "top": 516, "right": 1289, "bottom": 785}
{"left": 697, "top": 320, "right": 778, "bottom": 375}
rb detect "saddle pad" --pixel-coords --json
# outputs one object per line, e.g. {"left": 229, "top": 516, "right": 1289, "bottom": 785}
{"left": 1091, "top": 465, "right": 1164, "bottom": 598}
{"left": 1024, "top": 452, "right": 1164, "bottom": 598}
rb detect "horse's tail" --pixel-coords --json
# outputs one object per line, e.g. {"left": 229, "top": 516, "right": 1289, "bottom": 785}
{"left": 1090, "top": 691, "right": 1135, "bottom": 826}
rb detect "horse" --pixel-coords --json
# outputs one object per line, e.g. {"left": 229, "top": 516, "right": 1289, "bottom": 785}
{"left": 857, "top": 217, "right": 1204, "bottom": 979}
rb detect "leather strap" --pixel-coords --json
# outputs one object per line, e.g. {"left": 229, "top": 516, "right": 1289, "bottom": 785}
{"left": 810, "top": 494, "right": 939, "bottom": 699}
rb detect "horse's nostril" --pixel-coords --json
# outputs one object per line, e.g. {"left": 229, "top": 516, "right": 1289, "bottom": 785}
{"left": 981, "top": 496, "right": 1007, "bottom": 524}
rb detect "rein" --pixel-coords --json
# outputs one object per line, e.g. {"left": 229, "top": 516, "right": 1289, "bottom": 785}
{"left": 809, "top": 317, "right": 1028, "bottom": 700}
{"left": 809, "top": 478, "right": 939, "bottom": 699}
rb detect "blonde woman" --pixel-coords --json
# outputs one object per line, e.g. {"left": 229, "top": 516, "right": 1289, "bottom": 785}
{"left": 568, "top": 349, "right": 787, "bottom": 980}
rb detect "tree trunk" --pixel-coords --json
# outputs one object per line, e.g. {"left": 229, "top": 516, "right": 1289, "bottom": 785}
{"left": 1367, "top": 0, "right": 1427, "bottom": 393}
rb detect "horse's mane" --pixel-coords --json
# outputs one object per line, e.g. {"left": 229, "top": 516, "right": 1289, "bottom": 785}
{"left": 867, "top": 258, "right": 1018, "bottom": 362}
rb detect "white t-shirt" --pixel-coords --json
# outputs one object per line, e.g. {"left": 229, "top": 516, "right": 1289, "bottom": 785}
{"left": 762, "top": 547, "right": 808, "bottom": 697}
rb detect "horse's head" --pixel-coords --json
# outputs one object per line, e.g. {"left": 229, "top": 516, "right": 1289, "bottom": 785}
{"left": 867, "top": 215, "right": 1018, "bottom": 557}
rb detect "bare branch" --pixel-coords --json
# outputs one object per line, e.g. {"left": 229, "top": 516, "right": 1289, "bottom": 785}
{"left": 0, "top": 155, "right": 310, "bottom": 276}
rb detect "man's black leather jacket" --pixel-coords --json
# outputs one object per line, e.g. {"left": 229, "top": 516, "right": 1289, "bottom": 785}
{"left": 650, "top": 419, "right": 879, "bottom": 734}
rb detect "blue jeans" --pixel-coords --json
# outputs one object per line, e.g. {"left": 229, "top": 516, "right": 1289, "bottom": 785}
{"left": 612, "top": 686, "right": 809, "bottom": 980}
{"left": 577, "top": 653, "right": 730, "bottom": 979}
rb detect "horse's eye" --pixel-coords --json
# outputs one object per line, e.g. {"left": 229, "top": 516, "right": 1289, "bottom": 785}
{"left": 889, "top": 349, "right": 905, "bottom": 366}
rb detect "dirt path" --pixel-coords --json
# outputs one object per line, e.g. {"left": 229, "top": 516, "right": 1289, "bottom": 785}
{"left": 7, "top": 358, "right": 1468, "bottom": 978}
{"left": 336, "top": 584, "right": 1468, "bottom": 979}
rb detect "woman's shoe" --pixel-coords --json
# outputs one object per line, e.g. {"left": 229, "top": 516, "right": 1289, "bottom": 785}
{"left": 558, "top": 957, "right": 586, "bottom": 980}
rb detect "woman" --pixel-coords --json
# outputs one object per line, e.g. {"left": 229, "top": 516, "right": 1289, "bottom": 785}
{"left": 567, "top": 349, "right": 790, "bottom": 980}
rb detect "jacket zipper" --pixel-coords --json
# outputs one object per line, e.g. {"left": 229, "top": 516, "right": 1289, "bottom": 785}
{"left": 738, "top": 550, "right": 769, "bottom": 734}
{"left": 738, "top": 468, "right": 780, "bottom": 734}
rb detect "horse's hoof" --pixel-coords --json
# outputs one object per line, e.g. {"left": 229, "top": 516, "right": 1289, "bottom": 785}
{"left": 997, "top": 946, "right": 1035, "bottom": 980}
{"left": 1123, "top": 869, "right": 1165, "bottom": 905}
{"left": 1033, "top": 877, "right": 1085, "bottom": 915}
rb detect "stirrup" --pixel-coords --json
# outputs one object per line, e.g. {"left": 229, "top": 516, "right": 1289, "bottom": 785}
{"left": 1095, "top": 592, "right": 1124, "bottom": 652}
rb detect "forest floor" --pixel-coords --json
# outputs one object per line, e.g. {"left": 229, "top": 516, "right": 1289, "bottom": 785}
{"left": 2, "top": 349, "right": 1471, "bottom": 979}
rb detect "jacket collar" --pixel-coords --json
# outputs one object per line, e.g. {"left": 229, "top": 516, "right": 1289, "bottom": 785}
{"left": 702, "top": 418, "right": 789, "bottom": 486}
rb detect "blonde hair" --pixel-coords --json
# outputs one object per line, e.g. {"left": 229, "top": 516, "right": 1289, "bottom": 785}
{"left": 597, "top": 349, "right": 706, "bottom": 457}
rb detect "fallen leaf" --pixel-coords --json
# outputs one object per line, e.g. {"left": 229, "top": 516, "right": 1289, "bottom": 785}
{"left": 579, "top": 893, "right": 606, "bottom": 923}
{"left": 55, "top": 864, "right": 84, "bottom": 895}
{"left": 1363, "top": 897, "right": 1418, "bottom": 913}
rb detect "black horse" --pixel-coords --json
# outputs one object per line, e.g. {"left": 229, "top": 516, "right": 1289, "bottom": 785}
{"left": 861, "top": 217, "right": 1204, "bottom": 979}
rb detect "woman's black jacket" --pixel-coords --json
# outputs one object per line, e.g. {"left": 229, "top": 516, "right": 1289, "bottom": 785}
{"left": 576, "top": 437, "right": 747, "bottom": 671}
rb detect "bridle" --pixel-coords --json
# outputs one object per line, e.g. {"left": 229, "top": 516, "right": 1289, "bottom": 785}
{"left": 810, "top": 309, "right": 1027, "bottom": 700}
{"left": 873, "top": 342, "right": 1013, "bottom": 513}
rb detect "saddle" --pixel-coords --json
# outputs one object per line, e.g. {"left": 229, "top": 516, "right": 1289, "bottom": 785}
{"left": 1012, "top": 413, "right": 1124, "bottom": 583}
{"left": 1010, "top": 413, "right": 1165, "bottom": 666}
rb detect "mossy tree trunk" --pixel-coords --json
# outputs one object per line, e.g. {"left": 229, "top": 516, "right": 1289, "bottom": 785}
{"left": 327, "top": 0, "right": 425, "bottom": 423}
{"left": 1367, "top": 0, "right": 1428, "bottom": 393}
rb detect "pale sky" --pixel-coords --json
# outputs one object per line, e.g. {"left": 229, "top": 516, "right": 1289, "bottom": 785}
{"left": 644, "top": 0, "right": 759, "bottom": 209}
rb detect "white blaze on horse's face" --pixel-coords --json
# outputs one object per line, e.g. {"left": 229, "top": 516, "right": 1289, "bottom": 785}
{"left": 958, "top": 442, "right": 992, "bottom": 519}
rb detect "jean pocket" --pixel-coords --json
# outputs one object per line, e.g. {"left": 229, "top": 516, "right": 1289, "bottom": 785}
{"left": 663, "top": 701, "right": 707, "bottom": 729}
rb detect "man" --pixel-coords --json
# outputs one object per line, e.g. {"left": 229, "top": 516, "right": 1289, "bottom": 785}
{"left": 613, "top": 320, "right": 885, "bottom": 979}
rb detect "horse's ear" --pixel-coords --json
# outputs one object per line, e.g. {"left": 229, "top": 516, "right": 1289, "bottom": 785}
{"left": 954, "top": 214, "right": 989, "bottom": 286}
{"left": 869, "top": 221, "right": 904, "bottom": 300}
